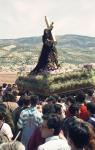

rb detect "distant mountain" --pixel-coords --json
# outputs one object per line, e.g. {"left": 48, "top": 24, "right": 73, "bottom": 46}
{"left": 0, "top": 34, "right": 95, "bottom": 49}
{"left": 0, "top": 34, "right": 95, "bottom": 68}
{"left": 57, "top": 34, "right": 95, "bottom": 50}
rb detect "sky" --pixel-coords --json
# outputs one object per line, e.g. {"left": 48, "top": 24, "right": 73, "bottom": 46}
{"left": 0, "top": 0, "right": 95, "bottom": 39}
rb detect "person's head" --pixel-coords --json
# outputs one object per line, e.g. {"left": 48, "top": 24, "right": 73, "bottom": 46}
{"left": 54, "top": 103, "right": 62, "bottom": 114}
{"left": 87, "top": 102, "right": 95, "bottom": 115}
{"left": 42, "top": 104, "right": 55, "bottom": 115}
{"left": 0, "top": 141, "right": 25, "bottom": 150}
{"left": 12, "top": 84, "right": 18, "bottom": 90}
{"left": 84, "top": 122, "right": 95, "bottom": 150}
{"left": 36, "top": 101, "right": 43, "bottom": 113}
{"left": 46, "top": 96, "right": 56, "bottom": 104}
{"left": 7, "top": 84, "right": 11, "bottom": 88}
{"left": 7, "top": 84, "right": 12, "bottom": 91}
{"left": 87, "top": 89, "right": 94, "bottom": 97}
{"left": 69, "top": 103, "right": 80, "bottom": 117}
{"left": 76, "top": 91, "right": 86, "bottom": 104}
{"left": 3, "top": 92, "right": 16, "bottom": 102}
{"left": 67, "top": 120, "right": 90, "bottom": 149}
{"left": 2, "top": 83, "right": 7, "bottom": 89}
{"left": 30, "top": 95, "right": 39, "bottom": 107}
{"left": 44, "top": 28, "right": 49, "bottom": 34}
{"left": 23, "top": 97, "right": 31, "bottom": 107}
{"left": 44, "top": 29, "right": 51, "bottom": 37}
{"left": 66, "top": 96, "right": 76, "bottom": 106}
{"left": 52, "top": 94, "right": 61, "bottom": 102}
{"left": 41, "top": 114, "right": 61, "bottom": 138}
{"left": 12, "top": 90, "right": 19, "bottom": 97}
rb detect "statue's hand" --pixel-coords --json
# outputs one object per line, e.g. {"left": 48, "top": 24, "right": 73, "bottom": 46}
{"left": 46, "top": 39, "right": 53, "bottom": 46}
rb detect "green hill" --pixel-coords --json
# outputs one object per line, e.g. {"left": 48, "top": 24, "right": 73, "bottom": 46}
{"left": 0, "top": 34, "right": 95, "bottom": 68}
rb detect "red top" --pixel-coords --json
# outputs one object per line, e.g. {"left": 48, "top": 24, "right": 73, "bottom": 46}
{"left": 79, "top": 104, "right": 89, "bottom": 120}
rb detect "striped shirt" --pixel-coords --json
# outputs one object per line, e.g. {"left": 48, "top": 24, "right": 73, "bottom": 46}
{"left": 17, "top": 107, "right": 42, "bottom": 129}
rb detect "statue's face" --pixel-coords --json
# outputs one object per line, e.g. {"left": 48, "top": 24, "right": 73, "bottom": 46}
{"left": 44, "top": 29, "right": 49, "bottom": 34}
{"left": 44, "top": 29, "right": 51, "bottom": 37}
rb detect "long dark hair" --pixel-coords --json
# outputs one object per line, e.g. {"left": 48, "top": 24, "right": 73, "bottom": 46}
{"left": 84, "top": 122, "right": 95, "bottom": 150}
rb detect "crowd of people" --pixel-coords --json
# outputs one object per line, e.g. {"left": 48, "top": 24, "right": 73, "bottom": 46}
{"left": 0, "top": 82, "right": 95, "bottom": 150}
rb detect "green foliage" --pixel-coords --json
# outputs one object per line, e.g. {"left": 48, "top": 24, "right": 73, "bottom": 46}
{"left": 16, "top": 70, "right": 95, "bottom": 96}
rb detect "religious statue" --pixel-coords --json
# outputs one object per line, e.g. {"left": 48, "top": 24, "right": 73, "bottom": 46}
{"left": 31, "top": 16, "right": 60, "bottom": 74}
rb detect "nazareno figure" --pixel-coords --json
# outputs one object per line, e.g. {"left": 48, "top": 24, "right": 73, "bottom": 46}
{"left": 31, "top": 25, "right": 59, "bottom": 74}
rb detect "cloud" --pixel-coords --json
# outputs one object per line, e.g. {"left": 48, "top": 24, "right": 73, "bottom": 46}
{"left": 0, "top": 0, "right": 95, "bottom": 38}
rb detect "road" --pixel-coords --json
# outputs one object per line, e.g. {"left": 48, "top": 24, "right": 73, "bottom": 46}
{"left": 0, "top": 72, "right": 18, "bottom": 85}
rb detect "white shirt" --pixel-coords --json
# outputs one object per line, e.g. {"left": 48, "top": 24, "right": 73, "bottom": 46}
{"left": 38, "top": 136, "right": 71, "bottom": 150}
{"left": 0, "top": 122, "right": 13, "bottom": 140}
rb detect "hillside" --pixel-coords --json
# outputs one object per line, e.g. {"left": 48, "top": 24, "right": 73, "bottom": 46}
{"left": 0, "top": 34, "right": 95, "bottom": 70}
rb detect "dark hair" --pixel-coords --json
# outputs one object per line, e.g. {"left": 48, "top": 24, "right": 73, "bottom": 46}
{"left": 2, "top": 83, "right": 7, "bottom": 88}
{"left": 61, "top": 116, "right": 78, "bottom": 138}
{"left": 46, "top": 96, "right": 56, "bottom": 104}
{"left": 84, "top": 122, "right": 95, "bottom": 150}
{"left": 44, "top": 29, "right": 51, "bottom": 37}
{"left": 12, "top": 90, "right": 18, "bottom": 97}
{"left": 42, "top": 104, "right": 55, "bottom": 115}
{"left": 17, "top": 96, "right": 24, "bottom": 107}
{"left": 52, "top": 94, "right": 61, "bottom": 102}
{"left": 76, "top": 91, "right": 86, "bottom": 103}
{"left": 6, "top": 84, "right": 12, "bottom": 91}
{"left": 68, "top": 121, "right": 90, "bottom": 148}
{"left": 42, "top": 114, "right": 61, "bottom": 135}
{"left": 69, "top": 103, "right": 80, "bottom": 116}
{"left": 66, "top": 96, "right": 75, "bottom": 104}
{"left": 87, "top": 89, "right": 94, "bottom": 97}
{"left": 87, "top": 102, "right": 95, "bottom": 114}
{"left": 3, "top": 92, "right": 16, "bottom": 102}
{"left": 23, "top": 99, "right": 30, "bottom": 106}
{"left": 54, "top": 103, "right": 62, "bottom": 114}
{"left": 30, "top": 95, "right": 39, "bottom": 106}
